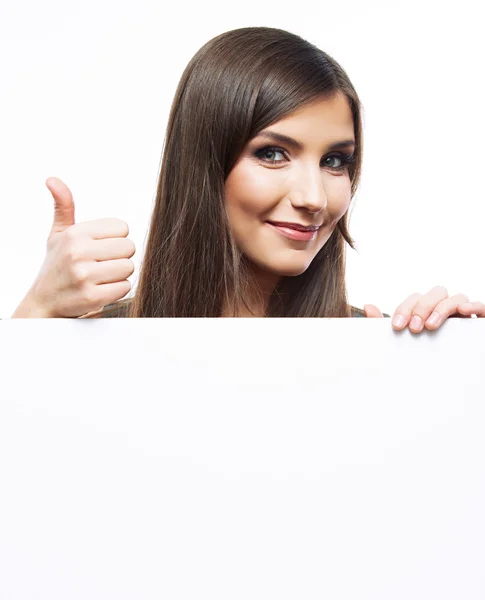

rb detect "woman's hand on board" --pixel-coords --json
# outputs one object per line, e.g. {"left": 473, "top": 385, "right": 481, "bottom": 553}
{"left": 11, "top": 177, "right": 135, "bottom": 318}
{"left": 363, "top": 286, "right": 485, "bottom": 332}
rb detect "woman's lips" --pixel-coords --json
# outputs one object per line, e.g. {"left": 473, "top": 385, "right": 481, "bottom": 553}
{"left": 267, "top": 222, "right": 318, "bottom": 241}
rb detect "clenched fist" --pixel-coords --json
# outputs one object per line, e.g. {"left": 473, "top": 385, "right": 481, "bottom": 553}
{"left": 12, "top": 177, "right": 135, "bottom": 318}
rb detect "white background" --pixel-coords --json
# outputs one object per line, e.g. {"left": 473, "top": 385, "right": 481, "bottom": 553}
{"left": 0, "top": 0, "right": 484, "bottom": 317}
{"left": 1, "top": 318, "right": 484, "bottom": 598}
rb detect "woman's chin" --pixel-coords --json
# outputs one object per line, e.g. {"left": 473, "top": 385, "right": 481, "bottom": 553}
{"left": 279, "top": 266, "right": 310, "bottom": 277}
{"left": 255, "top": 260, "right": 312, "bottom": 278}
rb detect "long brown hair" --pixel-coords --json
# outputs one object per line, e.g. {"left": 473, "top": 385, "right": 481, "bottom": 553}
{"left": 86, "top": 26, "right": 364, "bottom": 319}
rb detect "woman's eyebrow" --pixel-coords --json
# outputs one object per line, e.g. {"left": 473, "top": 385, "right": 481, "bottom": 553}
{"left": 256, "top": 130, "right": 356, "bottom": 151}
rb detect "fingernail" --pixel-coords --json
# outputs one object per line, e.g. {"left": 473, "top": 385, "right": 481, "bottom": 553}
{"left": 410, "top": 315, "right": 423, "bottom": 330}
{"left": 426, "top": 311, "right": 440, "bottom": 326}
{"left": 392, "top": 314, "right": 405, "bottom": 328}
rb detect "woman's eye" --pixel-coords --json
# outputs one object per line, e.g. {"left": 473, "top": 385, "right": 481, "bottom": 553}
{"left": 323, "top": 154, "right": 355, "bottom": 171}
{"left": 255, "top": 147, "right": 355, "bottom": 171}
{"left": 256, "top": 147, "right": 286, "bottom": 163}
{"left": 324, "top": 156, "right": 342, "bottom": 168}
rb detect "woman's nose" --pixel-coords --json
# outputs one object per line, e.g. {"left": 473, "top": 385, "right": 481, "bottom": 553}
{"left": 289, "top": 169, "right": 328, "bottom": 213}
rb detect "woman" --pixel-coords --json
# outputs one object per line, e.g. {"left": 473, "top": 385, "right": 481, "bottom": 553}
{"left": 12, "top": 26, "right": 484, "bottom": 329}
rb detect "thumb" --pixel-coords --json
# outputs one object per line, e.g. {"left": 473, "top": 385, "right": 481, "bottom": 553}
{"left": 46, "top": 177, "right": 75, "bottom": 236}
{"left": 363, "top": 304, "right": 384, "bottom": 318}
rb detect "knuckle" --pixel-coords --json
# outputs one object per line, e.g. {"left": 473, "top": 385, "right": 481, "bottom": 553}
{"left": 64, "top": 226, "right": 78, "bottom": 241}
{"left": 81, "top": 287, "right": 97, "bottom": 305}
{"left": 397, "top": 293, "right": 421, "bottom": 316}
{"left": 414, "top": 305, "right": 433, "bottom": 318}
{"left": 431, "top": 303, "right": 448, "bottom": 318}
{"left": 432, "top": 285, "right": 448, "bottom": 297}
{"left": 394, "top": 306, "right": 407, "bottom": 316}
{"left": 65, "top": 245, "right": 81, "bottom": 264}
{"left": 71, "top": 264, "right": 90, "bottom": 283}
{"left": 415, "top": 300, "right": 435, "bottom": 314}
{"left": 415, "top": 287, "right": 449, "bottom": 315}
{"left": 410, "top": 296, "right": 429, "bottom": 315}
{"left": 433, "top": 285, "right": 448, "bottom": 296}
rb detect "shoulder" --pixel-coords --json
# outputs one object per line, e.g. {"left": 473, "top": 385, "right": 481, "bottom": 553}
{"left": 93, "top": 301, "right": 390, "bottom": 319}
{"left": 350, "top": 306, "right": 366, "bottom": 318}
{"left": 97, "top": 298, "right": 133, "bottom": 318}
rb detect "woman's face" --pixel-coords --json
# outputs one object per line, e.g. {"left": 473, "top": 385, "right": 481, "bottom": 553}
{"left": 225, "top": 93, "right": 355, "bottom": 283}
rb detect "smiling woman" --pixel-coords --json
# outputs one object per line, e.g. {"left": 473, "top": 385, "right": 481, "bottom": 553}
{"left": 14, "top": 27, "right": 387, "bottom": 319}
{"left": 97, "top": 26, "right": 367, "bottom": 319}
{"left": 224, "top": 96, "right": 356, "bottom": 303}
{"left": 11, "top": 26, "right": 484, "bottom": 326}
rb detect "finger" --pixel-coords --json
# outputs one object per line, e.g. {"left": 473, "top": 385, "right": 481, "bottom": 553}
{"left": 454, "top": 301, "right": 485, "bottom": 318}
{"left": 46, "top": 177, "right": 75, "bottom": 235}
{"left": 391, "top": 292, "right": 423, "bottom": 330}
{"left": 81, "top": 280, "right": 132, "bottom": 314}
{"left": 72, "top": 218, "right": 130, "bottom": 240}
{"left": 394, "top": 287, "right": 450, "bottom": 332}
{"left": 83, "top": 238, "right": 136, "bottom": 261}
{"left": 363, "top": 304, "right": 384, "bottom": 318}
{"left": 422, "top": 293, "right": 470, "bottom": 329}
{"left": 90, "top": 258, "right": 135, "bottom": 285}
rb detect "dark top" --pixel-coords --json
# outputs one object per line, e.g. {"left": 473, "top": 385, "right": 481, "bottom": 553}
{"left": 100, "top": 303, "right": 391, "bottom": 319}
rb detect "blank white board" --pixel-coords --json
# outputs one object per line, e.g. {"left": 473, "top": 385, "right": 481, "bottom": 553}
{"left": 0, "top": 318, "right": 484, "bottom": 599}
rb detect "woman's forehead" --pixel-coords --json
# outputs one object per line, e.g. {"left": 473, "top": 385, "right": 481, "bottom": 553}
{"left": 274, "top": 95, "right": 353, "bottom": 126}
{"left": 256, "top": 96, "right": 355, "bottom": 149}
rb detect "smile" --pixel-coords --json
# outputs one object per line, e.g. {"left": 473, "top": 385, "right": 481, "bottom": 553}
{"left": 266, "top": 221, "right": 319, "bottom": 242}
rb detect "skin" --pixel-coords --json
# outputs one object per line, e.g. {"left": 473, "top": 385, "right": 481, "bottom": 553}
{"left": 225, "top": 93, "right": 354, "bottom": 316}
{"left": 11, "top": 93, "right": 485, "bottom": 324}
{"left": 224, "top": 92, "right": 485, "bottom": 324}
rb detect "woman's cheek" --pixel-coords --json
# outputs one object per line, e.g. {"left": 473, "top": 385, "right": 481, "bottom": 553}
{"left": 231, "top": 170, "right": 283, "bottom": 215}
{"left": 328, "top": 179, "right": 352, "bottom": 219}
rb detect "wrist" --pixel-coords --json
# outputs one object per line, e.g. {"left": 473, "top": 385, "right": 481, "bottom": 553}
{"left": 11, "top": 291, "right": 56, "bottom": 318}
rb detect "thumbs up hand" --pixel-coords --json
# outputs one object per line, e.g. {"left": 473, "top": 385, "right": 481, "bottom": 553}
{"left": 12, "top": 177, "right": 135, "bottom": 318}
